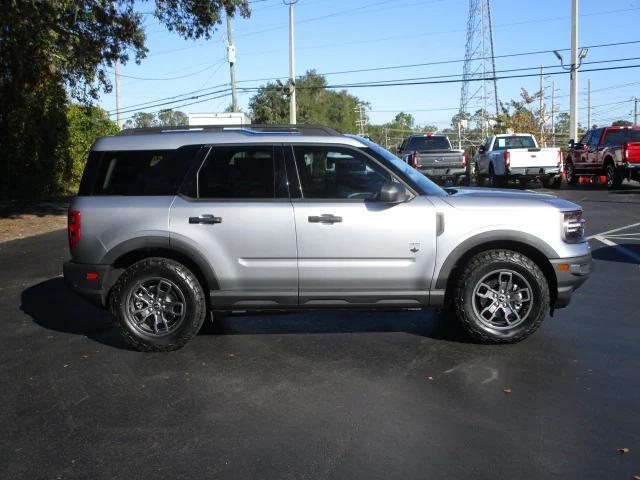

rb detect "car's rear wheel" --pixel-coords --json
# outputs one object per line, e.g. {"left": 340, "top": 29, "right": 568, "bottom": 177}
{"left": 604, "top": 162, "right": 623, "bottom": 189}
{"left": 489, "top": 164, "right": 505, "bottom": 188}
{"left": 565, "top": 160, "right": 578, "bottom": 185}
{"left": 453, "top": 249, "right": 549, "bottom": 343}
{"left": 110, "top": 258, "right": 206, "bottom": 352}
{"left": 542, "top": 175, "right": 562, "bottom": 189}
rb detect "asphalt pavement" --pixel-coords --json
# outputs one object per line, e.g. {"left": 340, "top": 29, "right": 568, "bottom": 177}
{"left": 0, "top": 182, "right": 639, "bottom": 479}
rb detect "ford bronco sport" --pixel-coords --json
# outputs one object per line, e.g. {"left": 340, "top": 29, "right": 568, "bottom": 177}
{"left": 63, "top": 125, "right": 591, "bottom": 351}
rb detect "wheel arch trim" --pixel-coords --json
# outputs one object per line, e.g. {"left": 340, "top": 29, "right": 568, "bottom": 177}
{"left": 433, "top": 230, "right": 558, "bottom": 290}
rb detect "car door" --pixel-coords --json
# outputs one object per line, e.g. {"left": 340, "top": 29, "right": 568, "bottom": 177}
{"left": 575, "top": 131, "right": 591, "bottom": 169}
{"left": 287, "top": 144, "right": 437, "bottom": 307}
{"left": 169, "top": 144, "right": 298, "bottom": 308}
{"left": 480, "top": 136, "right": 495, "bottom": 174}
{"left": 586, "top": 128, "right": 603, "bottom": 170}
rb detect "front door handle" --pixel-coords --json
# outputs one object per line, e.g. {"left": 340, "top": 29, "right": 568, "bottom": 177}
{"left": 308, "top": 214, "right": 342, "bottom": 224}
{"left": 189, "top": 214, "right": 222, "bottom": 225}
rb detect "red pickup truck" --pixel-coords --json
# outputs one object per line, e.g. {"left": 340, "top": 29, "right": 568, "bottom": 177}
{"left": 564, "top": 125, "right": 640, "bottom": 188}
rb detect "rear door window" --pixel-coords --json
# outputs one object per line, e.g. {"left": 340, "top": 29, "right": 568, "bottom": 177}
{"left": 195, "top": 145, "right": 288, "bottom": 199}
{"left": 83, "top": 146, "right": 200, "bottom": 195}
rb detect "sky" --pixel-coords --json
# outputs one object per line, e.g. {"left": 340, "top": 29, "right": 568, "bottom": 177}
{"left": 99, "top": 0, "right": 640, "bottom": 130}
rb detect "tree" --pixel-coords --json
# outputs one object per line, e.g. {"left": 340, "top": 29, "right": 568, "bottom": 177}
{"left": 64, "top": 105, "right": 119, "bottom": 190}
{"left": 124, "top": 110, "right": 189, "bottom": 129}
{"left": 249, "top": 70, "right": 362, "bottom": 133}
{"left": 393, "top": 112, "right": 415, "bottom": 130}
{"left": 0, "top": 0, "right": 250, "bottom": 199}
{"left": 612, "top": 119, "right": 633, "bottom": 127}
{"left": 157, "top": 109, "right": 189, "bottom": 127}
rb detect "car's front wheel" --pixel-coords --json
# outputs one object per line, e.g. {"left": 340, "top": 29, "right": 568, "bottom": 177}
{"left": 453, "top": 249, "right": 549, "bottom": 343}
{"left": 110, "top": 258, "right": 207, "bottom": 352}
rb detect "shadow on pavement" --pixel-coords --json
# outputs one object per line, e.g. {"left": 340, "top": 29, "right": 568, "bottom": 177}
{"left": 21, "top": 278, "right": 466, "bottom": 347}
{"left": 20, "top": 277, "right": 129, "bottom": 350}
{"left": 591, "top": 243, "right": 640, "bottom": 264}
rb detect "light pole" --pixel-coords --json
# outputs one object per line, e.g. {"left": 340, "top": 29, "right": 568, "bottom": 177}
{"left": 553, "top": 0, "right": 587, "bottom": 143}
{"left": 226, "top": 14, "right": 238, "bottom": 112}
{"left": 284, "top": 0, "right": 298, "bottom": 124}
{"left": 553, "top": 46, "right": 587, "bottom": 142}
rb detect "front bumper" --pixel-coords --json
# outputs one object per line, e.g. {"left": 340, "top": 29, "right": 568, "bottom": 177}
{"left": 63, "top": 261, "right": 114, "bottom": 307}
{"left": 550, "top": 253, "right": 592, "bottom": 308}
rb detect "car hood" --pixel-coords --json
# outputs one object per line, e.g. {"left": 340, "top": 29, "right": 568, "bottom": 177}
{"left": 441, "top": 187, "right": 582, "bottom": 211}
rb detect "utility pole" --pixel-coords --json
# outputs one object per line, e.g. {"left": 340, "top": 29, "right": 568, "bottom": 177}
{"left": 587, "top": 78, "right": 591, "bottom": 130}
{"left": 354, "top": 104, "right": 367, "bottom": 136}
{"left": 226, "top": 14, "right": 238, "bottom": 112}
{"left": 539, "top": 66, "right": 545, "bottom": 141}
{"left": 115, "top": 57, "right": 122, "bottom": 129}
{"left": 551, "top": 80, "right": 556, "bottom": 147}
{"left": 284, "top": 0, "right": 298, "bottom": 124}
{"left": 569, "top": 0, "right": 579, "bottom": 142}
{"left": 634, "top": 97, "right": 638, "bottom": 126}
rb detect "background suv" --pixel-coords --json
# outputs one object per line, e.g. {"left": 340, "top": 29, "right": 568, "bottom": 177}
{"left": 64, "top": 125, "right": 591, "bottom": 351}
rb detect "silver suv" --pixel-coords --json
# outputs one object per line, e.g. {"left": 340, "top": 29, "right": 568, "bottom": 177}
{"left": 63, "top": 125, "right": 591, "bottom": 351}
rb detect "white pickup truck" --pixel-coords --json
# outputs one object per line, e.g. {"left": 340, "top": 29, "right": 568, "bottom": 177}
{"left": 475, "top": 134, "right": 563, "bottom": 188}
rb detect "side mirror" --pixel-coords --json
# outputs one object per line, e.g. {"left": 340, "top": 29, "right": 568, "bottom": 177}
{"left": 478, "top": 145, "right": 486, "bottom": 153}
{"left": 568, "top": 139, "right": 575, "bottom": 149}
{"left": 378, "top": 182, "right": 406, "bottom": 203}
{"left": 396, "top": 145, "right": 402, "bottom": 154}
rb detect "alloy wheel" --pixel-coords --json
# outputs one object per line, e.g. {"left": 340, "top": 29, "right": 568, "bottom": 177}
{"left": 125, "top": 277, "right": 187, "bottom": 336}
{"left": 471, "top": 269, "right": 533, "bottom": 330}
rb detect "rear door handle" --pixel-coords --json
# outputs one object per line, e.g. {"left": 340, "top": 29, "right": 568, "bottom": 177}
{"left": 189, "top": 214, "right": 222, "bottom": 225}
{"left": 308, "top": 214, "right": 342, "bottom": 224}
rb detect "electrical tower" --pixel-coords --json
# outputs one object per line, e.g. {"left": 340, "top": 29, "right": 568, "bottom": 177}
{"left": 354, "top": 103, "right": 368, "bottom": 137}
{"left": 459, "top": 0, "right": 499, "bottom": 143}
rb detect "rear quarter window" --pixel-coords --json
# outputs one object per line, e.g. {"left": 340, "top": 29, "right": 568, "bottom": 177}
{"left": 78, "top": 146, "right": 201, "bottom": 196}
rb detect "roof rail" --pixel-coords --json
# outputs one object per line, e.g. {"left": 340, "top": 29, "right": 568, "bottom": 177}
{"left": 116, "top": 124, "right": 341, "bottom": 136}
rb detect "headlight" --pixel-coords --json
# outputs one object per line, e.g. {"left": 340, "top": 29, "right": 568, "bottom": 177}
{"left": 561, "top": 210, "right": 586, "bottom": 243}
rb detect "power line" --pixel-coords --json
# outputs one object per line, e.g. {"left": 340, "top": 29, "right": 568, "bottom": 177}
{"left": 107, "top": 58, "right": 226, "bottom": 81}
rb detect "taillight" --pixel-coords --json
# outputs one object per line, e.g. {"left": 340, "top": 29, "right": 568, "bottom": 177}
{"left": 623, "top": 143, "right": 629, "bottom": 161}
{"left": 503, "top": 151, "right": 510, "bottom": 169}
{"left": 410, "top": 151, "right": 419, "bottom": 169}
{"left": 68, "top": 210, "right": 81, "bottom": 250}
{"left": 462, "top": 151, "right": 468, "bottom": 168}
{"left": 556, "top": 149, "right": 563, "bottom": 169}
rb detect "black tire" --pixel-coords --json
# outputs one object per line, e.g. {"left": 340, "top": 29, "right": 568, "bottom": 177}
{"left": 109, "top": 257, "right": 207, "bottom": 352}
{"left": 452, "top": 249, "right": 549, "bottom": 344}
{"left": 542, "top": 175, "right": 562, "bottom": 189}
{"left": 565, "top": 160, "right": 578, "bottom": 185}
{"left": 604, "top": 162, "right": 623, "bottom": 189}
{"left": 489, "top": 164, "right": 506, "bottom": 188}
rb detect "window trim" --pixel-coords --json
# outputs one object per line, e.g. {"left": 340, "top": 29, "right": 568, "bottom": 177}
{"left": 286, "top": 142, "right": 417, "bottom": 203}
{"left": 178, "top": 143, "right": 291, "bottom": 203}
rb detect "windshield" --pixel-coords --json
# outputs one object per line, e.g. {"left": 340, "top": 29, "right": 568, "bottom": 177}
{"left": 603, "top": 129, "right": 640, "bottom": 144}
{"left": 354, "top": 139, "right": 447, "bottom": 197}
{"left": 406, "top": 136, "right": 451, "bottom": 151}
{"left": 493, "top": 136, "right": 537, "bottom": 150}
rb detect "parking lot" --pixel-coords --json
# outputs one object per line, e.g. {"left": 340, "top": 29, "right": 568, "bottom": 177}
{"left": 1, "top": 182, "right": 639, "bottom": 479}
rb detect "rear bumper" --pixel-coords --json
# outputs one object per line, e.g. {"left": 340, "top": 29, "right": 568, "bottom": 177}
{"left": 507, "top": 166, "right": 561, "bottom": 177}
{"left": 63, "top": 261, "right": 114, "bottom": 307}
{"left": 550, "top": 253, "right": 592, "bottom": 308}
{"left": 418, "top": 166, "right": 467, "bottom": 178}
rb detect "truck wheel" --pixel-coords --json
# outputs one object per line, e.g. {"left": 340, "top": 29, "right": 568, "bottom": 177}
{"left": 452, "top": 249, "right": 549, "bottom": 344}
{"left": 110, "top": 258, "right": 207, "bottom": 352}
{"left": 489, "top": 164, "right": 505, "bottom": 188}
{"left": 565, "top": 161, "right": 578, "bottom": 185}
{"left": 542, "top": 175, "right": 562, "bottom": 189}
{"left": 604, "top": 163, "right": 623, "bottom": 189}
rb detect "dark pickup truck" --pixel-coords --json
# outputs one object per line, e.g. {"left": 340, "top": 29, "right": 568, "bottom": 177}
{"left": 564, "top": 125, "right": 640, "bottom": 188}
{"left": 397, "top": 134, "right": 469, "bottom": 184}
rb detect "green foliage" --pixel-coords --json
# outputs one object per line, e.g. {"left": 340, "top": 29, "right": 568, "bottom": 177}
{"left": 124, "top": 110, "right": 188, "bottom": 129}
{"left": 249, "top": 71, "right": 362, "bottom": 132}
{"left": 612, "top": 119, "right": 633, "bottom": 127}
{"left": 65, "top": 105, "right": 119, "bottom": 191}
{"left": 0, "top": 0, "right": 250, "bottom": 199}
